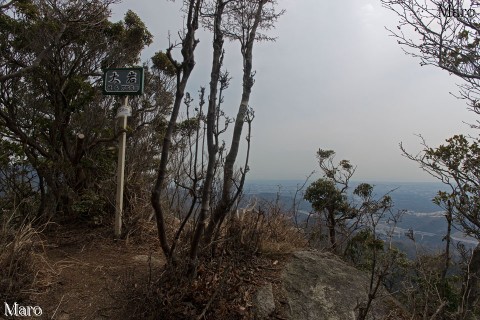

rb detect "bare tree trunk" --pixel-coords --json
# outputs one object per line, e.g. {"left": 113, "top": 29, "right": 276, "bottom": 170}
{"left": 441, "top": 201, "right": 453, "bottom": 282}
{"left": 168, "top": 89, "right": 205, "bottom": 260}
{"left": 328, "top": 210, "right": 336, "bottom": 251}
{"left": 461, "top": 243, "right": 480, "bottom": 319}
{"left": 188, "top": 0, "right": 227, "bottom": 275}
{"left": 210, "top": 108, "right": 254, "bottom": 252}
{"left": 151, "top": 0, "right": 201, "bottom": 261}
{"left": 36, "top": 174, "right": 46, "bottom": 220}
{"left": 205, "top": 0, "right": 267, "bottom": 241}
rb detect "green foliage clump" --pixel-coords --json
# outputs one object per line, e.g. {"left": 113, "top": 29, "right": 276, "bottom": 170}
{"left": 344, "top": 229, "right": 383, "bottom": 270}
{"left": 152, "top": 51, "right": 177, "bottom": 77}
{"left": 72, "top": 189, "right": 108, "bottom": 224}
{"left": 304, "top": 179, "right": 345, "bottom": 213}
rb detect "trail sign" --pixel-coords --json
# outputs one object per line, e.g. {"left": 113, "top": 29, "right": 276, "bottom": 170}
{"left": 103, "top": 68, "right": 144, "bottom": 95}
{"left": 102, "top": 68, "right": 144, "bottom": 238}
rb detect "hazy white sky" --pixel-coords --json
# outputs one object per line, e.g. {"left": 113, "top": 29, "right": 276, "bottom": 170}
{"left": 111, "top": 0, "right": 477, "bottom": 182}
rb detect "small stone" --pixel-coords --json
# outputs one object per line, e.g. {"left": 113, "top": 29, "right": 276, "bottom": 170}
{"left": 254, "top": 282, "right": 275, "bottom": 319}
{"left": 132, "top": 254, "right": 162, "bottom": 267}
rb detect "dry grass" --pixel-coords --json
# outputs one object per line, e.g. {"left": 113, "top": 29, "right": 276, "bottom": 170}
{"left": 224, "top": 206, "right": 308, "bottom": 255}
{"left": 0, "top": 213, "right": 54, "bottom": 303}
{"left": 257, "top": 213, "right": 307, "bottom": 254}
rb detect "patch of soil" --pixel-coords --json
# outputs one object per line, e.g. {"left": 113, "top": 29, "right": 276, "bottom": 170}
{"left": 31, "top": 224, "right": 163, "bottom": 320}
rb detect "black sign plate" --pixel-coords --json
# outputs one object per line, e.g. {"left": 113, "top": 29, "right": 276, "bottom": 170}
{"left": 103, "top": 68, "right": 144, "bottom": 95}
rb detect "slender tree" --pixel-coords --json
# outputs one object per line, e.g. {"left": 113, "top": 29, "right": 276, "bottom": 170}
{"left": 304, "top": 178, "right": 347, "bottom": 250}
{"left": 401, "top": 135, "right": 480, "bottom": 317}
{"left": 188, "top": 0, "right": 230, "bottom": 272}
{"left": 151, "top": 0, "right": 202, "bottom": 260}
{"left": 205, "top": 0, "right": 283, "bottom": 241}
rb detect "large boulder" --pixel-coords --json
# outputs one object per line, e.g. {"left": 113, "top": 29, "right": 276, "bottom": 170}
{"left": 253, "top": 250, "right": 407, "bottom": 319}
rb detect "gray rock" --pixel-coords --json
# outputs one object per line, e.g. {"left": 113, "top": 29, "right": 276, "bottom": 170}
{"left": 280, "top": 251, "right": 401, "bottom": 320}
{"left": 254, "top": 282, "right": 276, "bottom": 319}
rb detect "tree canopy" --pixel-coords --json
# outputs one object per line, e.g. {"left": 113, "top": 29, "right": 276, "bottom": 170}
{"left": 0, "top": 0, "right": 155, "bottom": 218}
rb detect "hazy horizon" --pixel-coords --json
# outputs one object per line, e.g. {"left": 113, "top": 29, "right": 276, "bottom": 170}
{"left": 244, "top": 179, "right": 447, "bottom": 184}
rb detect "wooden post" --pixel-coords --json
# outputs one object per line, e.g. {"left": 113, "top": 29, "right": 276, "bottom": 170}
{"left": 115, "top": 96, "right": 128, "bottom": 238}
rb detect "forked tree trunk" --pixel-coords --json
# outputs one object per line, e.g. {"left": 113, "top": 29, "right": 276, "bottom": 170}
{"left": 151, "top": 0, "right": 201, "bottom": 261}
{"left": 189, "top": 0, "right": 227, "bottom": 274}
{"left": 205, "top": 0, "right": 267, "bottom": 242}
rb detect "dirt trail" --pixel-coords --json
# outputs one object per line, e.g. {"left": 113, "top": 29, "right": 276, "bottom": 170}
{"left": 31, "top": 225, "right": 163, "bottom": 320}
